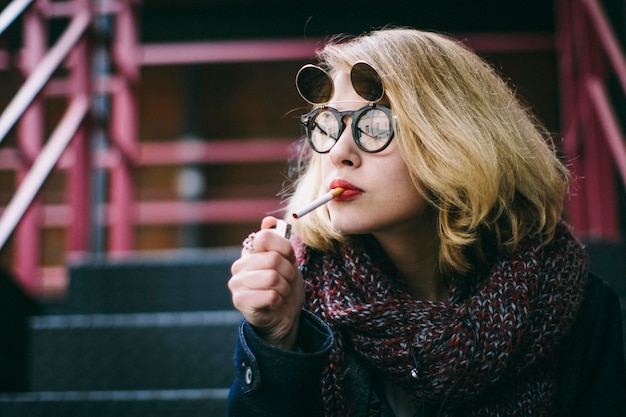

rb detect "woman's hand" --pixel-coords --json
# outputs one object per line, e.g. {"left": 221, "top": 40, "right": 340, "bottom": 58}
{"left": 228, "top": 216, "right": 305, "bottom": 350}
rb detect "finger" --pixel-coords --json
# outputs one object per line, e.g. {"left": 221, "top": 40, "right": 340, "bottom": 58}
{"left": 252, "top": 230, "right": 297, "bottom": 263}
{"left": 231, "top": 250, "right": 296, "bottom": 280}
{"left": 261, "top": 216, "right": 291, "bottom": 239}
{"left": 261, "top": 216, "right": 278, "bottom": 230}
{"left": 231, "top": 288, "right": 286, "bottom": 313}
{"left": 240, "top": 231, "right": 258, "bottom": 256}
{"left": 248, "top": 250, "right": 297, "bottom": 279}
{"left": 230, "top": 269, "right": 292, "bottom": 298}
{"left": 240, "top": 222, "right": 290, "bottom": 257}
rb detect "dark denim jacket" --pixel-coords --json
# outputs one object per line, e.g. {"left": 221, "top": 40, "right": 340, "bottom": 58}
{"left": 228, "top": 274, "right": 626, "bottom": 417}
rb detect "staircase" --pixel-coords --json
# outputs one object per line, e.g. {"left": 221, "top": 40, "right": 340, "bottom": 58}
{"left": 0, "top": 1, "right": 625, "bottom": 416}
{"left": 0, "top": 247, "right": 240, "bottom": 417}
{"left": 0, "top": 245, "right": 624, "bottom": 417}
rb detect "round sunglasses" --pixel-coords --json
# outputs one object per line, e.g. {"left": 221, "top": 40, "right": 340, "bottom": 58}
{"left": 295, "top": 62, "right": 395, "bottom": 153}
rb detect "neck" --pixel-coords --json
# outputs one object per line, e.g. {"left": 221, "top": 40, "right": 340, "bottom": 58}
{"left": 373, "top": 213, "right": 447, "bottom": 301}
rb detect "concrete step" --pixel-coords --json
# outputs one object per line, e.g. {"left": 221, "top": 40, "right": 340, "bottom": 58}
{"left": 50, "top": 248, "right": 240, "bottom": 315}
{"left": 29, "top": 310, "right": 241, "bottom": 391}
{"left": 0, "top": 388, "right": 227, "bottom": 417}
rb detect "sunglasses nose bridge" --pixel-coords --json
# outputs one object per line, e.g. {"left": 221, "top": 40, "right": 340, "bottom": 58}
{"left": 339, "top": 110, "right": 352, "bottom": 125}
{"left": 336, "top": 110, "right": 357, "bottom": 140}
{"left": 331, "top": 111, "right": 364, "bottom": 154}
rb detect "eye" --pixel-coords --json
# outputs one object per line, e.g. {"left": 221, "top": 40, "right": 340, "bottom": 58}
{"left": 308, "top": 109, "right": 341, "bottom": 152}
{"left": 355, "top": 108, "right": 393, "bottom": 151}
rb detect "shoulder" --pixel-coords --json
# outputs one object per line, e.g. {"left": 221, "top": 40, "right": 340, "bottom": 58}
{"left": 553, "top": 272, "right": 626, "bottom": 416}
{"left": 565, "top": 273, "right": 623, "bottom": 355}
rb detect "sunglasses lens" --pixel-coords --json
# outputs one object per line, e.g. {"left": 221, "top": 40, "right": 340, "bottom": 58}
{"left": 303, "top": 106, "right": 394, "bottom": 153}
{"left": 356, "top": 108, "right": 393, "bottom": 151}
{"left": 308, "top": 109, "right": 340, "bottom": 153}
{"left": 351, "top": 62, "right": 384, "bottom": 102}
{"left": 296, "top": 65, "right": 333, "bottom": 104}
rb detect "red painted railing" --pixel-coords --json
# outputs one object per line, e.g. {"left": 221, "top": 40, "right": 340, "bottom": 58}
{"left": 0, "top": 0, "right": 92, "bottom": 294}
{"left": 556, "top": 0, "right": 626, "bottom": 240}
{"left": 0, "top": 0, "right": 623, "bottom": 296}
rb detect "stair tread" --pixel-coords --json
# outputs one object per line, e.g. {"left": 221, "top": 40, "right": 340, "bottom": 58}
{"left": 31, "top": 310, "right": 242, "bottom": 329}
{"left": 0, "top": 389, "right": 228, "bottom": 417}
{"left": 54, "top": 248, "right": 240, "bottom": 314}
{"left": 0, "top": 388, "right": 229, "bottom": 401}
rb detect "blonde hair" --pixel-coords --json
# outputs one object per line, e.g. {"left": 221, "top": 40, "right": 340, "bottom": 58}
{"left": 285, "top": 27, "right": 568, "bottom": 274}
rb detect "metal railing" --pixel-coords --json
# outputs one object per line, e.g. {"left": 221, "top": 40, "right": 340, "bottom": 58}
{"left": 0, "top": 0, "right": 322, "bottom": 295}
{"left": 0, "top": 0, "right": 92, "bottom": 294}
{"left": 556, "top": 0, "right": 626, "bottom": 240}
{"left": 2, "top": 0, "right": 622, "bottom": 296}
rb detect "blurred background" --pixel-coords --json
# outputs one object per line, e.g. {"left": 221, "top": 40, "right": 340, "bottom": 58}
{"left": 0, "top": 0, "right": 624, "bottom": 416}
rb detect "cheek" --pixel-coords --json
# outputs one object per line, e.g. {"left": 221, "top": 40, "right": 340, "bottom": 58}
{"left": 318, "top": 151, "right": 333, "bottom": 166}
{"left": 386, "top": 164, "right": 427, "bottom": 207}
{"left": 320, "top": 157, "right": 331, "bottom": 173}
{"left": 384, "top": 158, "right": 414, "bottom": 189}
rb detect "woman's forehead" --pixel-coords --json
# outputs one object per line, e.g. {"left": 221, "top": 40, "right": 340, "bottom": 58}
{"left": 329, "top": 72, "right": 369, "bottom": 107}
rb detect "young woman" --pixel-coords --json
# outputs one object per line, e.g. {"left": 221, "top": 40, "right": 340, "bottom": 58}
{"left": 227, "top": 28, "right": 626, "bottom": 417}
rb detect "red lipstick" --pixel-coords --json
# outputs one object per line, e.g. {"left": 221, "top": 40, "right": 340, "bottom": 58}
{"left": 329, "top": 179, "right": 363, "bottom": 201}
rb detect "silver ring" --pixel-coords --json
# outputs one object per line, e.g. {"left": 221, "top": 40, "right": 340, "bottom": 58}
{"left": 242, "top": 232, "right": 256, "bottom": 252}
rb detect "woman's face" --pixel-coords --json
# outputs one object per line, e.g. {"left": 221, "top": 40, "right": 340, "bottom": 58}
{"left": 322, "top": 70, "right": 429, "bottom": 236}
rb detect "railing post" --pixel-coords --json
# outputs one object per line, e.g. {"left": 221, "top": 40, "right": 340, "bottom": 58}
{"left": 109, "top": 0, "right": 139, "bottom": 254}
{"left": 581, "top": 0, "right": 618, "bottom": 239}
{"left": 556, "top": 0, "right": 621, "bottom": 240}
{"left": 557, "top": 0, "right": 589, "bottom": 234}
{"left": 67, "top": 0, "right": 92, "bottom": 254}
{"left": 15, "top": 0, "right": 46, "bottom": 293}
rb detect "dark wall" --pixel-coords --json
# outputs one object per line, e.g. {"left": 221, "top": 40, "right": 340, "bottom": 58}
{"left": 141, "top": 0, "right": 555, "bottom": 42}
{"left": 0, "top": 267, "right": 38, "bottom": 391}
{"left": 135, "top": 1, "right": 562, "bottom": 250}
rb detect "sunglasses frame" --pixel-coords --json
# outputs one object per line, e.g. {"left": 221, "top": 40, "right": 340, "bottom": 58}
{"left": 300, "top": 104, "right": 394, "bottom": 153}
{"left": 296, "top": 61, "right": 394, "bottom": 153}
{"left": 295, "top": 61, "right": 386, "bottom": 105}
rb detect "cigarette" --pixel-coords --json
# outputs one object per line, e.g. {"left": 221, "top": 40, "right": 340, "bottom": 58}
{"left": 292, "top": 188, "right": 344, "bottom": 219}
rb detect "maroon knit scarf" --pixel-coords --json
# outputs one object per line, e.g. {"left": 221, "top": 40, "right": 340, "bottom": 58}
{"left": 298, "top": 222, "right": 588, "bottom": 417}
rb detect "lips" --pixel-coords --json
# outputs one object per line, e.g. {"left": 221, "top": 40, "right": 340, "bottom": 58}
{"left": 330, "top": 179, "right": 363, "bottom": 201}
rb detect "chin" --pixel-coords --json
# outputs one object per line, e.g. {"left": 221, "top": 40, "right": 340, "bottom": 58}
{"left": 331, "top": 221, "right": 369, "bottom": 236}
{"left": 329, "top": 209, "right": 372, "bottom": 234}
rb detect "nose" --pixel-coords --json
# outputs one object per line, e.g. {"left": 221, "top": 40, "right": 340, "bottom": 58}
{"left": 328, "top": 115, "right": 360, "bottom": 167}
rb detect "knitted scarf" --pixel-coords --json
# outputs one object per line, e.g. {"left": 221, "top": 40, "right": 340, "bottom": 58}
{"left": 298, "top": 222, "right": 588, "bottom": 417}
